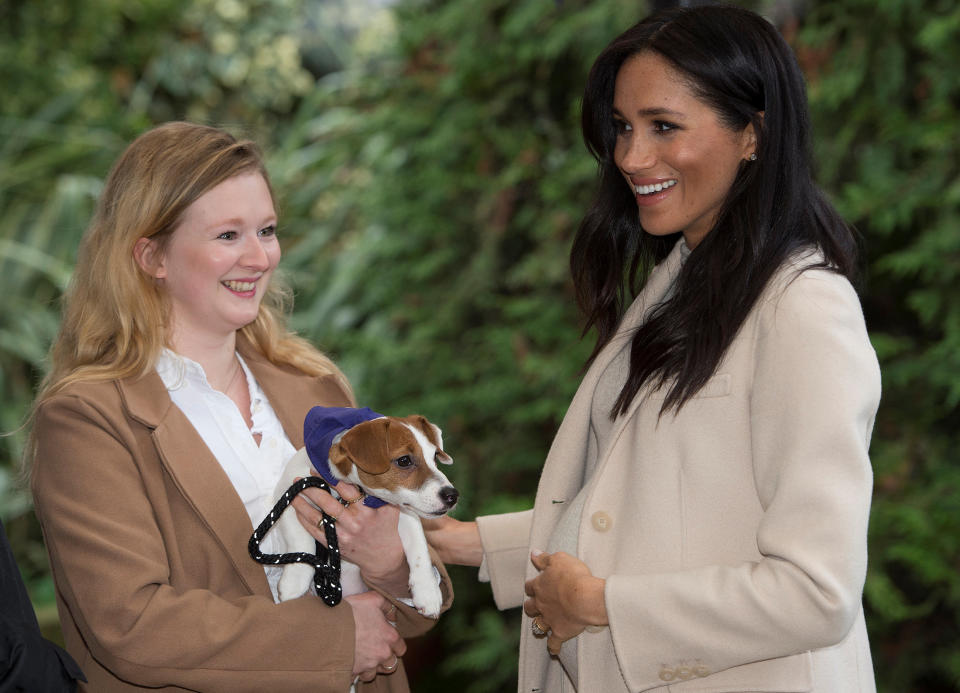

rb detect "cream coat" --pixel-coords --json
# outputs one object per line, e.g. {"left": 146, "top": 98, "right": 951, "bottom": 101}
{"left": 478, "top": 240, "right": 880, "bottom": 692}
{"left": 31, "top": 340, "right": 452, "bottom": 692}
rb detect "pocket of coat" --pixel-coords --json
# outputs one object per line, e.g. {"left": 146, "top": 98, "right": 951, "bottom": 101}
{"left": 649, "top": 373, "right": 732, "bottom": 401}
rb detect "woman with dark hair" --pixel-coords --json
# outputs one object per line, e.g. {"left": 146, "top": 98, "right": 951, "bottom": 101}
{"left": 426, "top": 5, "right": 879, "bottom": 691}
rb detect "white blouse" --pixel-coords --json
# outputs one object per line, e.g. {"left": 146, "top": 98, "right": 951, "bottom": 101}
{"left": 156, "top": 349, "right": 297, "bottom": 603}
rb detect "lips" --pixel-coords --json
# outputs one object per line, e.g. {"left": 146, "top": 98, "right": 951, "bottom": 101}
{"left": 631, "top": 178, "right": 677, "bottom": 207}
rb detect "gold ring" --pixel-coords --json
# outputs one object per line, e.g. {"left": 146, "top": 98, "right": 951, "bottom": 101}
{"left": 341, "top": 491, "right": 366, "bottom": 505}
{"left": 531, "top": 616, "right": 548, "bottom": 637}
{"left": 382, "top": 655, "right": 398, "bottom": 672}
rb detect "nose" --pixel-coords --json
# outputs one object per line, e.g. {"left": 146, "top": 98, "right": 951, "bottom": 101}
{"left": 240, "top": 234, "right": 271, "bottom": 271}
{"left": 616, "top": 133, "right": 657, "bottom": 174}
{"left": 438, "top": 486, "right": 459, "bottom": 508}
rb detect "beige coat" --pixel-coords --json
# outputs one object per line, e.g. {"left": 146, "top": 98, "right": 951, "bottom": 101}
{"left": 31, "top": 340, "right": 452, "bottom": 692}
{"left": 478, "top": 240, "right": 880, "bottom": 692}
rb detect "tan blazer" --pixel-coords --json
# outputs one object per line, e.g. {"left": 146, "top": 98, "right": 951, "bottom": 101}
{"left": 31, "top": 340, "right": 452, "bottom": 692}
{"left": 479, "top": 240, "right": 880, "bottom": 693}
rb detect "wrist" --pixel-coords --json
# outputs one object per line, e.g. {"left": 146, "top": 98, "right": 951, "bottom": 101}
{"left": 448, "top": 519, "right": 483, "bottom": 566}
{"left": 570, "top": 575, "right": 608, "bottom": 627}
{"left": 425, "top": 517, "right": 483, "bottom": 567}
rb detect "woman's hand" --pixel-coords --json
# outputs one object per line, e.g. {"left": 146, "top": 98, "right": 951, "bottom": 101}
{"left": 345, "top": 591, "right": 406, "bottom": 682}
{"left": 421, "top": 515, "right": 483, "bottom": 567}
{"left": 291, "top": 478, "right": 409, "bottom": 595}
{"left": 523, "top": 550, "right": 608, "bottom": 656}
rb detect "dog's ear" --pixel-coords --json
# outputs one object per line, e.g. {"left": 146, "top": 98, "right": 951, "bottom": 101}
{"left": 331, "top": 419, "right": 393, "bottom": 475}
{"left": 400, "top": 415, "right": 452, "bottom": 465}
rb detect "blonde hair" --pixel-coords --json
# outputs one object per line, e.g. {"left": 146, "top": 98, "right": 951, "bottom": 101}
{"left": 32, "top": 121, "right": 350, "bottom": 420}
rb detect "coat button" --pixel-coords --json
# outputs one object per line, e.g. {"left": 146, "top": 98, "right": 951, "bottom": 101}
{"left": 591, "top": 511, "right": 612, "bottom": 532}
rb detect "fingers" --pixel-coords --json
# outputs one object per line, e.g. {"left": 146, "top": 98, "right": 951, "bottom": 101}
{"left": 530, "top": 548, "right": 550, "bottom": 571}
{"left": 547, "top": 633, "right": 563, "bottom": 656}
{"left": 292, "top": 483, "right": 341, "bottom": 517}
{"left": 334, "top": 481, "right": 363, "bottom": 502}
{"left": 290, "top": 478, "right": 366, "bottom": 541}
{"left": 522, "top": 597, "right": 538, "bottom": 617}
{"left": 382, "top": 601, "right": 399, "bottom": 625}
{"left": 377, "top": 654, "right": 400, "bottom": 675}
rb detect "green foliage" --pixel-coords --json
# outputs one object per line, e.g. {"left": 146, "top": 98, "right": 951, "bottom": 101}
{"left": 272, "top": 3, "right": 641, "bottom": 684}
{"left": 2, "top": 0, "right": 959, "bottom": 690}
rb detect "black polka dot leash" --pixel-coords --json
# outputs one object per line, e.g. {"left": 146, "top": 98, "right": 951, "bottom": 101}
{"left": 248, "top": 476, "right": 343, "bottom": 607}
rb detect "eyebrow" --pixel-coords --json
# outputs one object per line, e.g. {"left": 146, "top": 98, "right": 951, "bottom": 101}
{"left": 209, "top": 215, "right": 277, "bottom": 229}
{"left": 612, "top": 106, "right": 685, "bottom": 119}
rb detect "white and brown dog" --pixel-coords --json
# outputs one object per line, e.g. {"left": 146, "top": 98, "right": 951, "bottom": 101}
{"left": 272, "top": 406, "right": 457, "bottom": 618}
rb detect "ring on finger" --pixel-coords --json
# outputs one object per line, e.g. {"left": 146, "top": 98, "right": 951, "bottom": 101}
{"left": 531, "top": 616, "right": 549, "bottom": 637}
{"left": 340, "top": 490, "right": 366, "bottom": 505}
{"left": 382, "top": 655, "right": 399, "bottom": 672}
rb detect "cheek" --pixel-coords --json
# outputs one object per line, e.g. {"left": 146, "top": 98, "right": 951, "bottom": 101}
{"left": 674, "top": 144, "right": 735, "bottom": 199}
{"left": 266, "top": 243, "right": 281, "bottom": 270}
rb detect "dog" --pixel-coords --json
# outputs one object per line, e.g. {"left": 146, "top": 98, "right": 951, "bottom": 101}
{"left": 271, "top": 406, "right": 458, "bottom": 618}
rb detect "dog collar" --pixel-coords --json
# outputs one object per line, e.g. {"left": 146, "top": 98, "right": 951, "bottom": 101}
{"left": 303, "top": 406, "right": 387, "bottom": 509}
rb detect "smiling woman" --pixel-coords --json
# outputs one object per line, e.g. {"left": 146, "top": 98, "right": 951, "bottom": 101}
{"left": 424, "top": 6, "right": 880, "bottom": 692}
{"left": 611, "top": 52, "right": 757, "bottom": 248}
{"left": 133, "top": 171, "right": 281, "bottom": 385}
{"left": 25, "top": 121, "right": 452, "bottom": 692}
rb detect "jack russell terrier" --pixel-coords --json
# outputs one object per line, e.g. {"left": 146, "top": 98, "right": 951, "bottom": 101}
{"left": 270, "top": 406, "right": 458, "bottom": 618}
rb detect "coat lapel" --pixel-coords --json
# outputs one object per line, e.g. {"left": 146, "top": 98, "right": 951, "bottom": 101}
{"left": 237, "top": 340, "right": 353, "bottom": 450}
{"left": 520, "top": 238, "right": 688, "bottom": 688}
{"left": 118, "top": 371, "right": 273, "bottom": 595}
{"left": 527, "top": 238, "right": 687, "bottom": 554}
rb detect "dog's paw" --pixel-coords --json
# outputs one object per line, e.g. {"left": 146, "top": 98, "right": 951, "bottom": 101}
{"left": 410, "top": 582, "right": 443, "bottom": 619}
{"left": 277, "top": 563, "right": 314, "bottom": 602}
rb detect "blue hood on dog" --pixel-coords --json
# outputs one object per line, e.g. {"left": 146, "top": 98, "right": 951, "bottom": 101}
{"left": 303, "top": 406, "right": 387, "bottom": 509}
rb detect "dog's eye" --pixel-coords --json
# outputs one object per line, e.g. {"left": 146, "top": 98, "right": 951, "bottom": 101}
{"left": 393, "top": 455, "right": 414, "bottom": 468}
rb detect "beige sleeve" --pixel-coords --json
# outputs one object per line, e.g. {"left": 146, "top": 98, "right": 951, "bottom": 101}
{"left": 476, "top": 509, "right": 534, "bottom": 610}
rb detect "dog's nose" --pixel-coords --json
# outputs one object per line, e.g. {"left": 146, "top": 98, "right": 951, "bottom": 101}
{"left": 439, "top": 486, "right": 459, "bottom": 507}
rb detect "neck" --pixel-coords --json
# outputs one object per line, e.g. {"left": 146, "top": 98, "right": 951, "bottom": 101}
{"left": 168, "top": 328, "right": 240, "bottom": 391}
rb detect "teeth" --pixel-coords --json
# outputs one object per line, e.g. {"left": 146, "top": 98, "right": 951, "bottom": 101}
{"left": 635, "top": 179, "right": 677, "bottom": 195}
{"left": 224, "top": 280, "right": 256, "bottom": 292}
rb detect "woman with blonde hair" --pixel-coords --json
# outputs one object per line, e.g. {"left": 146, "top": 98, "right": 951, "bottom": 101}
{"left": 29, "top": 121, "right": 450, "bottom": 692}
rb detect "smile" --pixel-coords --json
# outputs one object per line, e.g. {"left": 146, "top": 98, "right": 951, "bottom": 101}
{"left": 634, "top": 179, "right": 677, "bottom": 196}
{"left": 222, "top": 280, "right": 256, "bottom": 292}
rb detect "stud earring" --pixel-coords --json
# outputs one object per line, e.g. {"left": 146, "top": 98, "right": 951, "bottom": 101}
{"left": 749, "top": 153, "right": 757, "bottom": 161}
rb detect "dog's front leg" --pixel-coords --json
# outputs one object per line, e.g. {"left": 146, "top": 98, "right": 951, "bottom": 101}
{"left": 398, "top": 513, "right": 443, "bottom": 618}
{"left": 275, "top": 449, "right": 318, "bottom": 602}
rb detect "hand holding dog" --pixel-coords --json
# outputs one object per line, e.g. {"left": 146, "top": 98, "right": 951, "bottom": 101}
{"left": 523, "top": 550, "right": 608, "bottom": 656}
{"left": 292, "top": 479, "right": 410, "bottom": 595}
{"left": 345, "top": 591, "right": 406, "bottom": 682}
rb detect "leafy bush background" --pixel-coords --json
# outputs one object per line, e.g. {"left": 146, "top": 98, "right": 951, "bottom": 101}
{"left": 1, "top": 0, "right": 957, "bottom": 690}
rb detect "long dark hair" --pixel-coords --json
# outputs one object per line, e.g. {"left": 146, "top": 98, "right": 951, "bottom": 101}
{"left": 571, "top": 5, "right": 858, "bottom": 417}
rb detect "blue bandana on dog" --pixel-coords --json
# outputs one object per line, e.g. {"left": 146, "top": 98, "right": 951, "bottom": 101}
{"left": 303, "top": 406, "right": 387, "bottom": 509}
